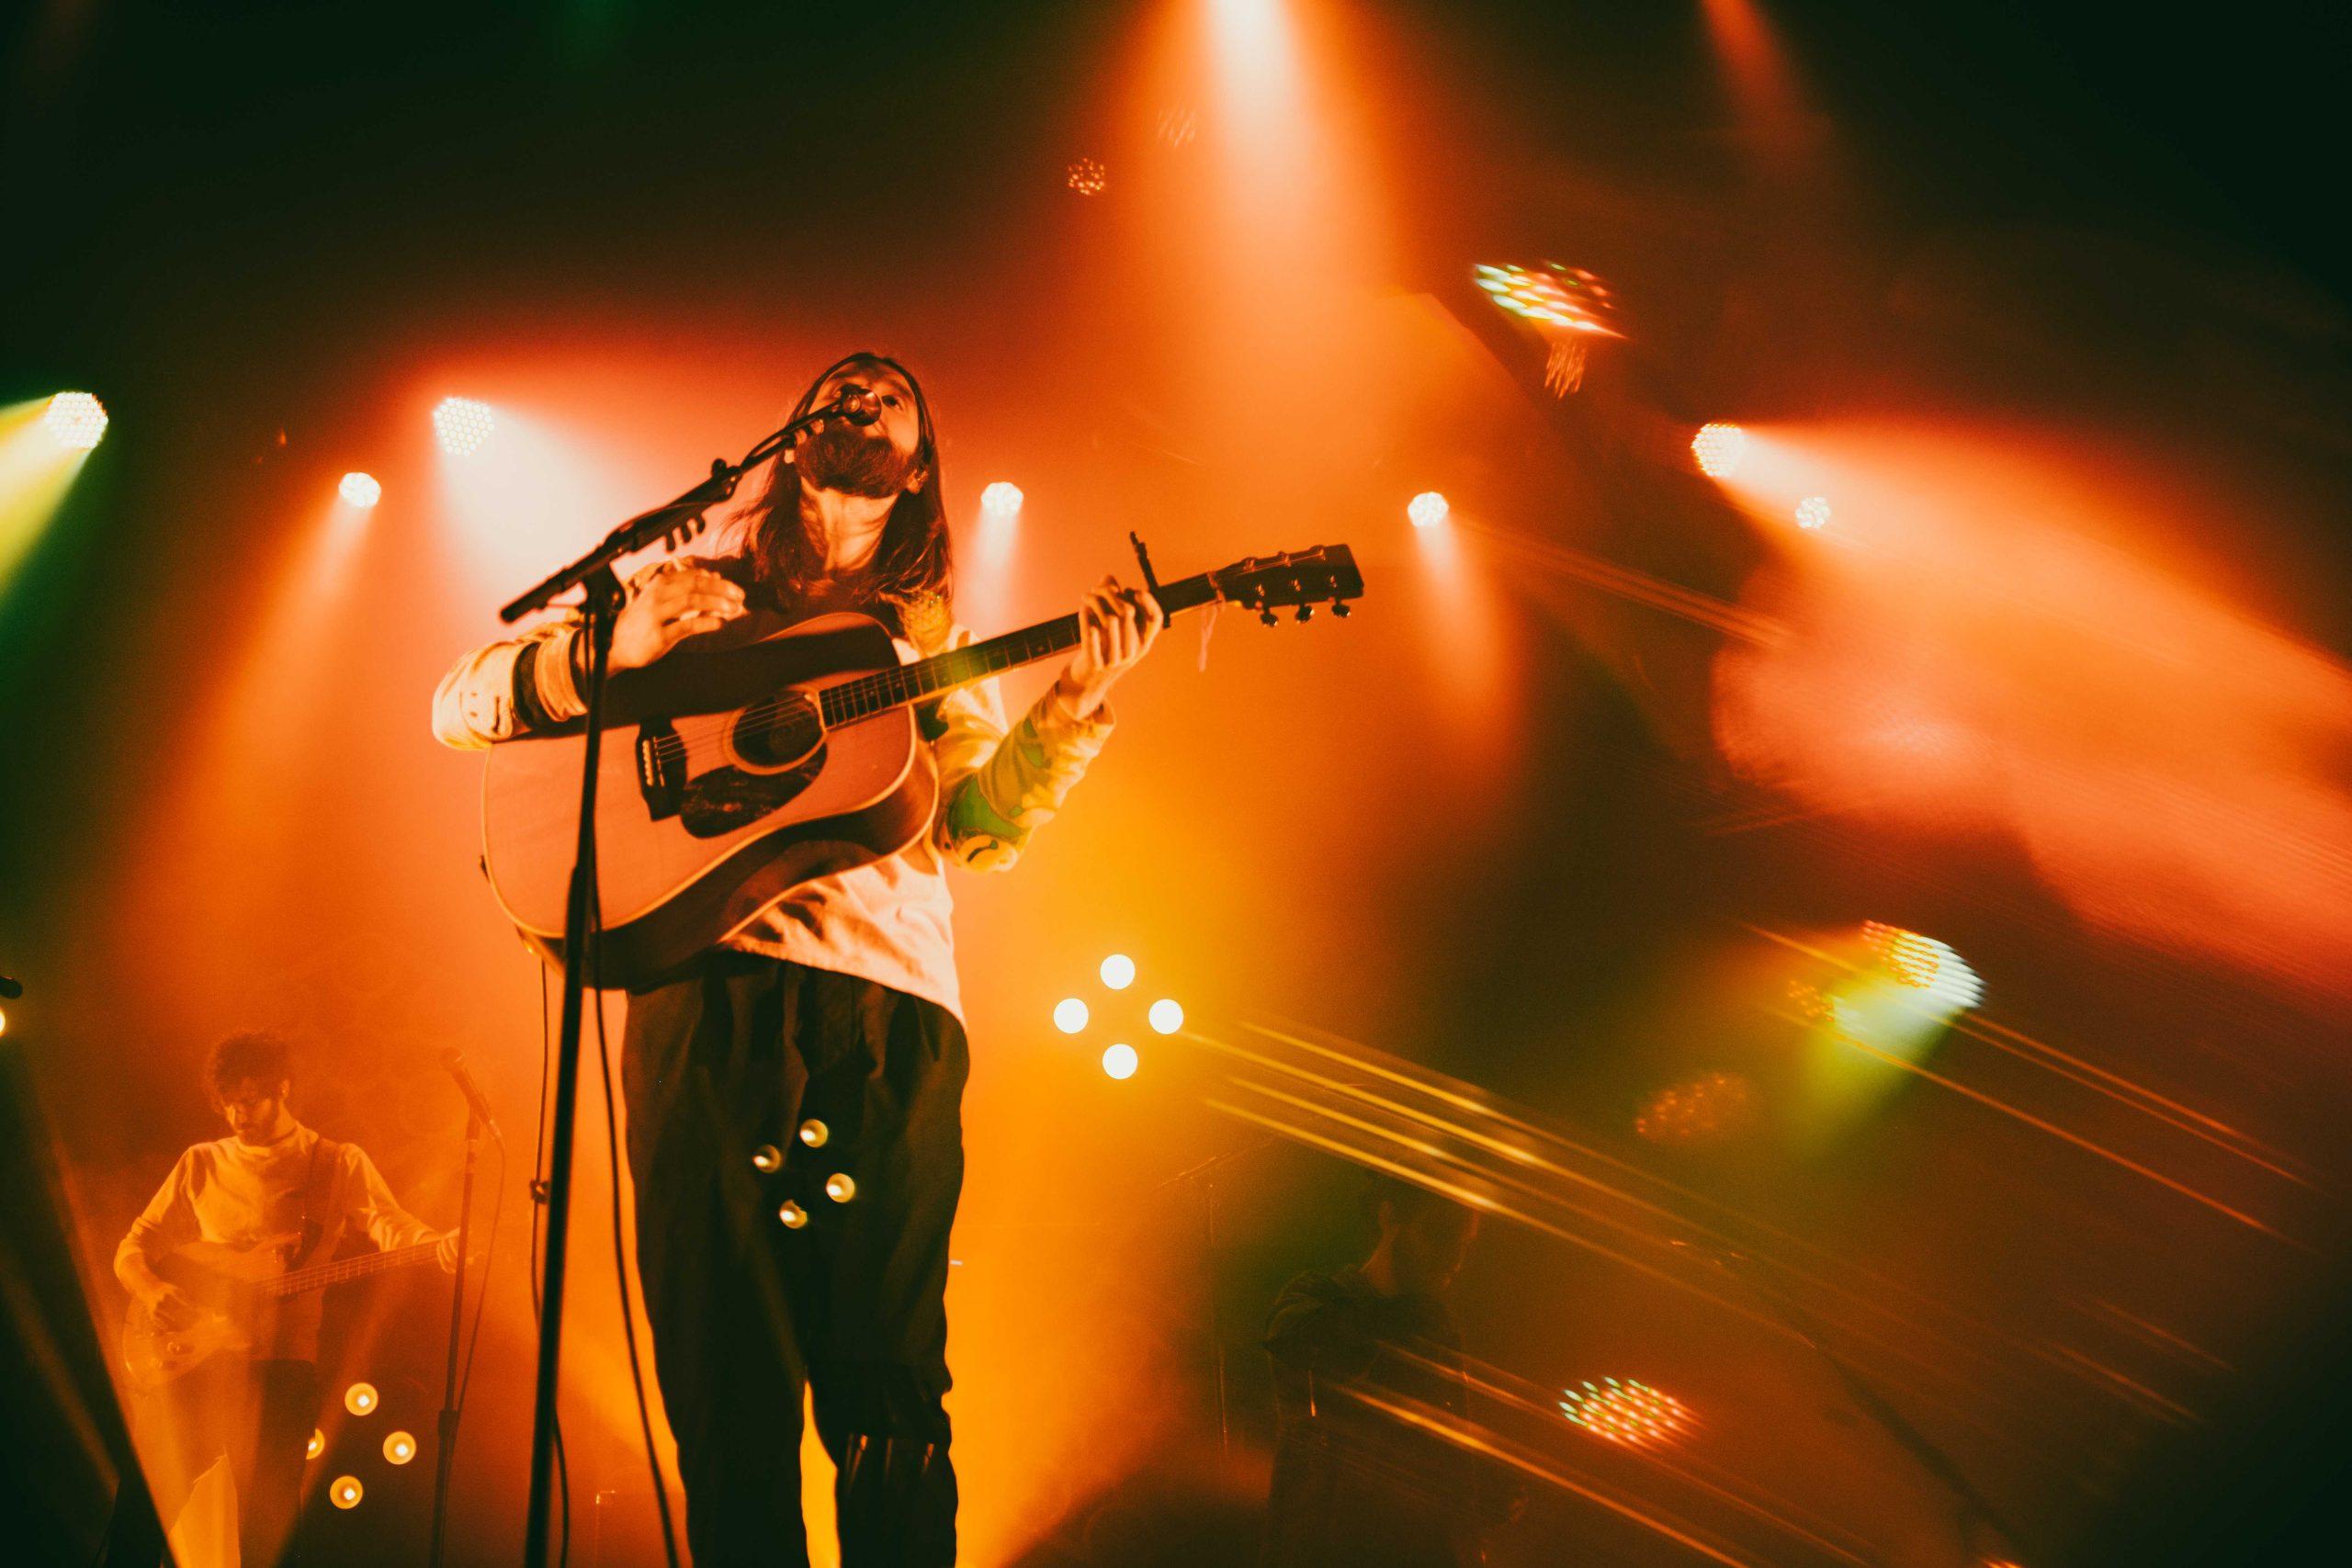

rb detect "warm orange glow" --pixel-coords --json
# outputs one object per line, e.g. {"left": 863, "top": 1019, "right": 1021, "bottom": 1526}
{"left": 344, "top": 1381, "right": 379, "bottom": 1416}
{"left": 1713, "top": 422, "right": 2352, "bottom": 1000}
{"left": 331, "top": 1475, "right": 364, "bottom": 1509}
{"left": 383, "top": 1430, "right": 417, "bottom": 1464}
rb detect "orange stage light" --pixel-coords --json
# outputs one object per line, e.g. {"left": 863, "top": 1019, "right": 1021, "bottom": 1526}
{"left": 432, "top": 396, "right": 496, "bottom": 457}
{"left": 1692, "top": 423, "right": 1747, "bottom": 479}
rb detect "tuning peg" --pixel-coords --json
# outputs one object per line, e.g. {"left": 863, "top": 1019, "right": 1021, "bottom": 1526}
{"left": 1331, "top": 600, "right": 1351, "bottom": 618}
{"left": 1259, "top": 607, "right": 1279, "bottom": 626}
{"left": 1295, "top": 604, "right": 1314, "bottom": 623}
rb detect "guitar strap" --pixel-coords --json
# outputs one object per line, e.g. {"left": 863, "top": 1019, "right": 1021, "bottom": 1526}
{"left": 295, "top": 1135, "right": 343, "bottom": 1266}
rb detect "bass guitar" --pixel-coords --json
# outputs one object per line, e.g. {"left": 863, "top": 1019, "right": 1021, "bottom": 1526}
{"left": 123, "top": 1233, "right": 445, "bottom": 1391}
{"left": 479, "top": 545, "right": 1363, "bottom": 987}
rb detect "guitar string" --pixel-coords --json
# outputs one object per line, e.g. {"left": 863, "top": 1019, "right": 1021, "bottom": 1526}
{"left": 627, "top": 577, "right": 1350, "bottom": 773}
{"left": 265, "top": 1241, "right": 441, "bottom": 1297}
{"left": 622, "top": 559, "right": 1341, "bottom": 754}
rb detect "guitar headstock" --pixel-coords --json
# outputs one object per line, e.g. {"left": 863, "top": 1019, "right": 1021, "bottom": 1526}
{"left": 1208, "top": 544, "right": 1365, "bottom": 626}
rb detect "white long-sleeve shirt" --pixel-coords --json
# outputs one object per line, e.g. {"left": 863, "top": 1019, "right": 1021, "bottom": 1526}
{"left": 116, "top": 1125, "right": 439, "bottom": 1362}
{"left": 430, "top": 561, "right": 1114, "bottom": 1020}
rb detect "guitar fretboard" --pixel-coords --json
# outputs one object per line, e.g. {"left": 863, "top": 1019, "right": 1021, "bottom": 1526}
{"left": 816, "top": 572, "right": 1221, "bottom": 727}
{"left": 266, "top": 1240, "right": 441, "bottom": 1299}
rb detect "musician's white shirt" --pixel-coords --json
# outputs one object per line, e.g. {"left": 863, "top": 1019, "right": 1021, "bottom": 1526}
{"left": 431, "top": 588, "right": 1114, "bottom": 1021}
{"left": 115, "top": 1124, "right": 439, "bottom": 1361}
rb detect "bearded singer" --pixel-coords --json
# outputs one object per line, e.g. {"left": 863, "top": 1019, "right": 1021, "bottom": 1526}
{"left": 431, "top": 353, "right": 1163, "bottom": 1565}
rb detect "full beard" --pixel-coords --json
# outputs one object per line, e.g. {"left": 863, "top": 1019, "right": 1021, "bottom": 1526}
{"left": 797, "top": 422, "right": 917, "bottom": 500}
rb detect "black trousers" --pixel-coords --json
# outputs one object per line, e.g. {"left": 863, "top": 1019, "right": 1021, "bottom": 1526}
{"left": 623, "top": 957, "right": 967, "bottom": 1567}
{"left": 141, "top": 1357, "right": 317, "bottom": 1567}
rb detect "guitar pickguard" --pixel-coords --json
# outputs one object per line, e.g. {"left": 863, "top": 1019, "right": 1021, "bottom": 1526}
{"left": 677, "top": 744, "right": 831, "bottom": 838}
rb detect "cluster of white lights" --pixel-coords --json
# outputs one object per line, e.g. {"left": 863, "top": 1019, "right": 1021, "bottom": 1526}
{"left": 1407, "top": 491, "right": 1449, "bottom": 529}
{"left": 340, "top": 471, "right": 383, "bottom": 509}
{"left": 980, "top": 480, "right": 1023, "bottom": 519}
{"left": 43, "top": 391, "right": 109, "bottom": 452}
{"left": 1053, "top": 953, "right": 1182, "bottom": 1080}
{"left": 1794, "top": 495, "right": 1831, "bottom": 530}
{"left": 433, "top": 396, "right": 497, "bottom": 457}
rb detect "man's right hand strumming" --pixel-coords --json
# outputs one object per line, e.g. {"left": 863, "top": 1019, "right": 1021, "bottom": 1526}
{"left": 140, "top": 1279, "right": 203, "bottom": 1331}
{"left": 609, "top": 562, "right": 747, "bottom": 672}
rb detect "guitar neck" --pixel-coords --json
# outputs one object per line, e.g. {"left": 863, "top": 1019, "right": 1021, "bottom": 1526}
{"left": 817, "top": 571, "right": 1222, "bottom": 727}
{"left": 266, "top": 1240, "right": 441, "bottom": 1300}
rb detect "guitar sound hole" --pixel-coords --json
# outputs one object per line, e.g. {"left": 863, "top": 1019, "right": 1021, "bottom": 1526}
{"left": 729, "top": 695, "right": 822, "bottom": 772}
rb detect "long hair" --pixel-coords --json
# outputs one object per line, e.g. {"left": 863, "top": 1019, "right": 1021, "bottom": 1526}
{"left": 733, "top": 352, "right": 952, "bottom": 628}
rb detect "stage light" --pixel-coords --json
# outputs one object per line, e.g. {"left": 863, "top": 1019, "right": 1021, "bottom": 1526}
{"left": 980, "top": 481, "right": 1023, "bottom": 518}
{"left": 344, "top": 1382, "right": 379, "bottom": 1416}
{"left": 751, "top": 1144, "right": 782, "bottom": 1173}
{"left": 825, "top": 1173, "right": 857, "bottom": 1203}
{"left": 1861, "top": 922, "right": 1983, "bottom": 1010}
{"left": 798, "top": 1119, "right": 829, "bottom": 1148}
{"left": 433, "top": 397, "right": 496, "bottom": 457}
{"left": 1066, "top": 157, "right": 1108, "bottom": 197}
{"left": 1473, "top": 262, "right": 1622, "bottom": 337}
{"left": 331, "top": 1476, "right": 364, "bottom": 1509}
{"left": 1102, "top": 1043, "right": 1139, "bottom": 1080}
{"left": 383, "top": 1431, "right": 416, "bottom": 1465}
{"left": 0, "top": 1008, "right": 8, "bottom": 1038}
{"left": 778, "top": 1200, "right": 808, "bottom": 1229}
{"left": 306, "top": 1428, "right": 324, "bottom": 1461}
{"left": 1794, "top": 496, "right": 1831, "bottom": 530}
{"left": 1053, "top": 998, "right": 1089, "bottom": 1034}
{"left": 1691, "top": 423, "right": 1747, "bottom": 479}
{"left": 339, "top": 472, "right": 382, "bottom": 509}
{"left": 1407, "top": 491, "right": 1449, "bottom": 529}
{"left": 1148, "top": 998, "right": 1183, "bottom": 1035}
{"left": 1099, "top": 953, "right": 1136, "bottom": 990}
{"left": 1634, "top": 1071, "right": 1756, "bottom": 1146}
{"left": 1559, "top": 1379, "right": 1690, "bottom": 1447}
{"left": 42, "top": 392, "right": 108, "bottom": 452}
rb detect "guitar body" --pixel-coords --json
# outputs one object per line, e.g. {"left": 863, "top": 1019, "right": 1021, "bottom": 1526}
{"left": 481, "top": 612, "right": 939, "bottom": 991}
{"left": 121, "top": 1235, "right": 298, "bottom": 1393}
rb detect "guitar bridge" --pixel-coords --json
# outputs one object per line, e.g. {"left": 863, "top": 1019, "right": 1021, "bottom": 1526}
{"left": 637, "top": 720, "right": 684, "bottom": 821}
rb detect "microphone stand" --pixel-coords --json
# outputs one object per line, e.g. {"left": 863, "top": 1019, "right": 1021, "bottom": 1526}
{"left": 503, "top": 399, "right": 864, "bottom": 1568}
{"left": 1702, "top": 1242, "right": 2030, "bottom": 1564}
{"left": 428, "top": 1102, "right": 484, "bottom": 1568}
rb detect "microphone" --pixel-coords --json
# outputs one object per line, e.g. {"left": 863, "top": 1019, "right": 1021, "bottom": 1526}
{"left": 830, "top": 383, "right": 883, "bottom": 427}
{"left": 439, "top": 1049, "right": 503, "bottom": 1142}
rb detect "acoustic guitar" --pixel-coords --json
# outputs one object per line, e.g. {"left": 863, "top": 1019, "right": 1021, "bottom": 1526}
{"left": 479, "top": 545, "right": 1363, "bottom": 987}
{"left": 122, "top": 1233, "right": 445, "bottom": 1391}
